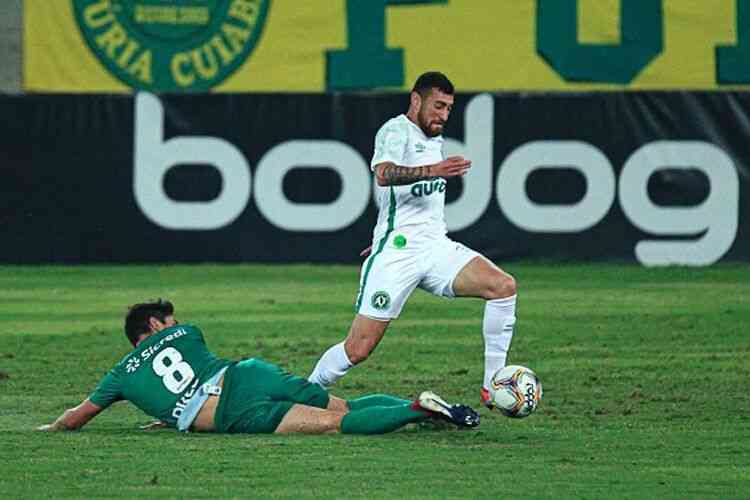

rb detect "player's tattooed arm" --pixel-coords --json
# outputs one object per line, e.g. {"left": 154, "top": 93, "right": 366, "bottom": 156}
{"left": 374, "top": 157, "right": 471, "bottom": 186}
{"left": 375, "top": 162, "right": 434, "bottom": 186}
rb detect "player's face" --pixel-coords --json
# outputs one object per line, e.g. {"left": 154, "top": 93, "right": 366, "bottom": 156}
{"left": 417, "top": 89, "right": 454, "bottom": 137}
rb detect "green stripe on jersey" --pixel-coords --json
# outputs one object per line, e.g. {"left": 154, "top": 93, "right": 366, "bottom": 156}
{"left": 355, "top": 187, "right": 396, "bottom": 312}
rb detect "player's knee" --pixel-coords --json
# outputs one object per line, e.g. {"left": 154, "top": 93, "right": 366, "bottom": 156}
{"left": 485, "top": 272, "right": 516, "bottom": 300}
{"left": 325, "top": 412, "right": 346, "bottom": 433}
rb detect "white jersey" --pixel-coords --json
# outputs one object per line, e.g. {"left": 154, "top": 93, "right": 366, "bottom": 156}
{"left": 370, "top": 114, "right": 447, "bottom": 245}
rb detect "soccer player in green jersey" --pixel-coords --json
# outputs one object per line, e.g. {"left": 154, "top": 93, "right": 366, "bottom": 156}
{"left": 38, "top": 299, "right": 479, "bottom": 435}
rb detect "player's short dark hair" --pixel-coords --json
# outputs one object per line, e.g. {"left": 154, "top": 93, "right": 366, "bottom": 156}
{"left": 124, "top": 299, "right": 174, "bottom": 346}
{"left": 412, "top": 71, "right": 454, "bottom": 97}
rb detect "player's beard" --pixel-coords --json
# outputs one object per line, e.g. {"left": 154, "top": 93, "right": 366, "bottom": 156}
{"left": 418, "top": 107, "right": 443, "bottom": 137}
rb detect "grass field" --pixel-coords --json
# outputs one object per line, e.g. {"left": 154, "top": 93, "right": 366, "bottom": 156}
{"left": 0, "top": 263, "right": 748, "bottom": 499}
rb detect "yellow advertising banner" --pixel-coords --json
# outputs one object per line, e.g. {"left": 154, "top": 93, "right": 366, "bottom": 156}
{"left": 23, "top": 0, "right": 750, "bottom": 92}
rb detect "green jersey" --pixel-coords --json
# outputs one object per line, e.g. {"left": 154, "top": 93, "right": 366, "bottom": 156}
{"left": 89, "top": 324, "right": 233, "bottom": 427}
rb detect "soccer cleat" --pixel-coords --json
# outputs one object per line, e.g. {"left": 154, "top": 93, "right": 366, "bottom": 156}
{"left": 480, "top": 387, "right": 496, "bottom": 410}
{"left": 416, "top": 391, "right": 480, "bottom": 428}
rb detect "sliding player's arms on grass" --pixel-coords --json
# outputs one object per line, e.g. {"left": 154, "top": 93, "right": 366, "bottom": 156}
{"left": 140, "top": 420, "right": 168, "bottom": 431}
{"left": 37, "top": 399, "right": 103, "bottom": 431}
{"left": 373, "top": 156, "right": 471, "bottom": 186}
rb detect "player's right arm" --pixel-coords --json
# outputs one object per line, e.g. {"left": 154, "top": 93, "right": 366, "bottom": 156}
{"left": 370, "top": 119, "right": 470, "bottom": 186}
{"left": 37, "top": 398, "right": 103, "bottom": 431}
{"left": 374, "top": 157, "right": 471, "bottom": 186}
{"left": 38, "top": 365, "right": 123, "bottom": 431}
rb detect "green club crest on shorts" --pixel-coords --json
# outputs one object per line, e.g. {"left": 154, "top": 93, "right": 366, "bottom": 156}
{"left": 371, "top": 291, "right": 391, "bottom": 310}
{"left": 72, "top": 0, "right": 270, "bottom": 91}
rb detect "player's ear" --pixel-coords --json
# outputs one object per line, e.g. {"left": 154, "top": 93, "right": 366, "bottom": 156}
{"left": 147, "top": 316, "right": 162, "bottom": 333}
{"left": 410, "top": 91, "right": 421, "bottom": 109}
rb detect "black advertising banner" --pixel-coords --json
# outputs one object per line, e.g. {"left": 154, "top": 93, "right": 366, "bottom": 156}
{"left": 1, "top": 92, "right": 748, "bottom": 265}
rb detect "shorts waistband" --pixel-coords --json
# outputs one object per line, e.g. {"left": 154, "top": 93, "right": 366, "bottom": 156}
{"left": 176, "top": 366, "right": 229, "bottom": 432}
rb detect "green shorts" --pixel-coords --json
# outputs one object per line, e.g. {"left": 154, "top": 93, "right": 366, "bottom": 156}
{"left": 214, "top": 358, "right": 330, "bottom": 434}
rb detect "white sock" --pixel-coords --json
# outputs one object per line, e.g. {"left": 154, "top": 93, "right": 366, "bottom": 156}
{"left": 308, "top": 342, "right": 353, "bottom": 388}
{"left": 482, "top": 295, "right": 517, "bottom": 389}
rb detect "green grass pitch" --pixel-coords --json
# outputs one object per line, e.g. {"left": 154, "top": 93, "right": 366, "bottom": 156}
{"left": 0, "top": 263, "right": 748, "bottom": 498}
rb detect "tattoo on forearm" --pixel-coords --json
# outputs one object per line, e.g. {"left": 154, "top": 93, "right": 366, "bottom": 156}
{"left": 380, "top": 164, "right": 433, "bottom": 185}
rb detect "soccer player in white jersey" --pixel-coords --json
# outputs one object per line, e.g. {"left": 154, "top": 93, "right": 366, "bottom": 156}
{"left": 309, "top": 72, "right": 518, "bottom": 409}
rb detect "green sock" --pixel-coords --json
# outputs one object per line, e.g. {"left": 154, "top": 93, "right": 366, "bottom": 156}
{"left": 341, "top": 404, "right": 428, "bottom": 435}
{"left": 347, "top": 394, "right": 412, "bottom": 411}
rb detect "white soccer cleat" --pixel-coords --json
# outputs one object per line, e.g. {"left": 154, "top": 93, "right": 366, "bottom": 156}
{"left": 417, "top": 391, "right": 480, "bottom": 428}
{"left": 418, "top": 391, "right": 453, "bottom": 417}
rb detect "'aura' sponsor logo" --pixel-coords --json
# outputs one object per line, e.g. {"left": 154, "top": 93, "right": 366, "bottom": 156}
{"left": 410, "top": 179, "right": 447, "bottom": 198}
{"left": 72, "top": 0, "right": 270, "bottom": 91}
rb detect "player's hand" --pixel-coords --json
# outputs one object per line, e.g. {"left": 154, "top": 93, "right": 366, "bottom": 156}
{"left": 359, "top": 245, "right": 372, "bottom": 258}
{"left": 140, "top": 420, "right": 168, "bottom": 431}
{"left": 432, "top": 156, "right": 471, "bottom": 178}
{"left": 37, "top": 423, "right": 62, "bottom": 432}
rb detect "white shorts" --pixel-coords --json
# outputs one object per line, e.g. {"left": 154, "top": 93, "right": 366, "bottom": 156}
{"left": 355, "top": 234, "right": 480, "bottom": 320}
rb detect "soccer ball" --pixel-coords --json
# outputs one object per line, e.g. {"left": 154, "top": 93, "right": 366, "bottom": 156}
{"left": 489, "top": 365, "right": 543, "bottom": 418}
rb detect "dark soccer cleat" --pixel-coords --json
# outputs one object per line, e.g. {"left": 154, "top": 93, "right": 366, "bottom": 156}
{"left": 417, "top": 391, "right": 480, "bottom": 428}
{"left": 480, "top": 387, "right": 496, "bottom": 410}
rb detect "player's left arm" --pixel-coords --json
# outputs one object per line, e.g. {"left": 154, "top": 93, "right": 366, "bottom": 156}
{"left": 37, "top": 398, "right": 103, "bottom": 431}
{"left": 139, "top": 420, "right": 168, "bottom": 431}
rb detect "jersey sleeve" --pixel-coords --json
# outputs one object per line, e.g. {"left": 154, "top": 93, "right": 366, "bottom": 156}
{"left": 88, "top": 368, "right": 124, "bottom": 409}
{"left": 370, "top": 120, "right": 408, "bottom": 170}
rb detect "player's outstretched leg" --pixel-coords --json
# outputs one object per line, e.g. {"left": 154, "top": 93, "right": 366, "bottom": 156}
{"left": 275, "top": 392, "right": 479, "bottom": 435}
{"left": 341, "top": 392, "right": 480, "bottom": 434}
{"left": 340, "top": 402, "right": 429, "bottom": 435}
{"left": 481, "top": 295, "right": 517, "bottom": 408}
{"left": 274, "top": 399, "right": 430, "bottom": 435}
{"left": 415, "top": 391, "right": 480, "bottom": 428}
{"left": 347, "top": 394, "right": 412, "bottom": 410}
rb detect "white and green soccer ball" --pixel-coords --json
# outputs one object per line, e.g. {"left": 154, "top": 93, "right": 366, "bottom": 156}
{"left": 489, "top": 365, "right": 543, "bottom": 418}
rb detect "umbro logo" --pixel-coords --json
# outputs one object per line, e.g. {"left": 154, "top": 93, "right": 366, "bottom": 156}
{"left": 415, "top": 143, "right": 426, "bottom": 153}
